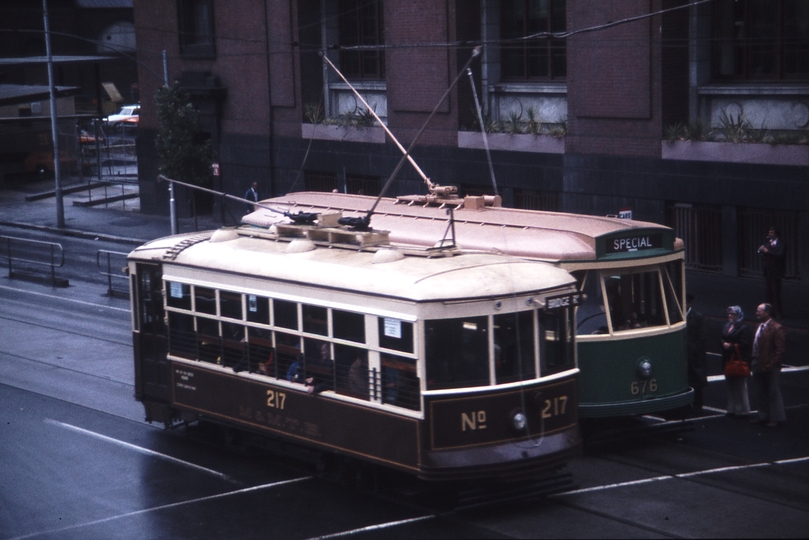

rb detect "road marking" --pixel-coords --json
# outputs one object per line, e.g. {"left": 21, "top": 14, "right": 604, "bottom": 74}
{"left": 554, "top": 455, "right": 809, "bottom": 496}
{"left": 9, "top": 477, "right": 312, "bottom": 540}
{"left": 308, "top": 515, "right": 436, "bottom": 539}
{"left": 44, "top": 419, "right": 232, "bottom": 480}
{"left": 0, "top": 284, "right": 130, "bottom": 312}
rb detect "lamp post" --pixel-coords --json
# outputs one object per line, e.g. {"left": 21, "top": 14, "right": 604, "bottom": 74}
{"left": 43, "top": 0, "right": 64, "bottom": 228}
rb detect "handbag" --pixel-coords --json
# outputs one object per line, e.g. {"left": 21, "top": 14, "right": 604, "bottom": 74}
{"left": 724, "top": 344, "right": 750, "bottom": 377}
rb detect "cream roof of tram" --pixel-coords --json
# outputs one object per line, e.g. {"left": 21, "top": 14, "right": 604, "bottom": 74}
{"left": 243, "top": 192, "right": 681, "bottom": 262}
{"left": 131, "top": 231, "right": 576, "bottom": 303}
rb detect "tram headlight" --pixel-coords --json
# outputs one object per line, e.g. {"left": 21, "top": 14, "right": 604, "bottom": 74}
{"left": 637, "top": 358, "right": 653, "bottom": 379}
{"left": 511, "top": 411, "right": 527, "bottom": 432}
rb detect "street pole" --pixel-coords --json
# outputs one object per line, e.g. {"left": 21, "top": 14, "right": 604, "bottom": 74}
{"left": 163, "top": 49, "right": 178, "bottom": 235}
{"left": 43, "top": 0, "right": 64, "bottom": 228}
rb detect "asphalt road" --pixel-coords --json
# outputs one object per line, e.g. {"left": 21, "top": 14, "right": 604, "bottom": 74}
{"left": 1, "top": 225, "right": 808, "bottom": 539}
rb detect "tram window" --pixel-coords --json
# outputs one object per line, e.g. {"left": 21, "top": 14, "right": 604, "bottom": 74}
{"left": 302, "top": 304, "right": 328, "bottom": 336}
{"left": 663, "top": 261, "right": 685, "bottom": 324}
{"left": 605, "top": 271, "right": 668, "bottom": 331}
{"left": 494, "top": 311, "right": 536, "bottom": 383}
{"left": 246, "top": 295, "right": 270, "bottom": 324}
{"left": 273, "top": 299, "right": 298, "bottom": 329}
{"left": 247, "top": 327, "right": 275, "bottom": 376}
{"left": 220, "top": 291, "right": 242, "bottom": 320}
{"left": 574, "top": 271, "right": 609, "bottom": 335}
{"left": 166, "top": 281, "right": 191, "bottom": 310}
{"left": 540, "top": 308, "right": 575, "bottom": 375}
{"left": 221, "top": 322, "right": 245, "bottom": 368}
{"left": 378, "top": 318, "right": 413, "bottom": 353}
{"left": 275, "top": 332, "right": 302, "bottom": 379}
{"left": 334, "top": 345, "right": 369, "bottom": 400}
{"left": 381, "top": 353, "right": 420, "bottom": 410}
{"left": 425, "top": 316, "right": 489, "bottom": 390}
{"left": 196, "top": 316, "right": 220, "bottom": 364}
{"left": 194, "top": 287, "right": 217, "bottom": 315}
{"left": 168, "top": 312, "right": 196, "bottom": 359}
{"left": 333, "top": 310, "right": 365, "bottom": 343}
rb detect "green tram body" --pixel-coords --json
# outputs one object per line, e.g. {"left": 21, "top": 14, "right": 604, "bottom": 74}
{"left": 247, "top": 193, "right": 692, "bottom": 418}
{"left": 128, "top": 224, "right": 583, "bottom": 480}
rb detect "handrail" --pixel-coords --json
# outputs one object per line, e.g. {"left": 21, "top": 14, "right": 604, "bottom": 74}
{"left": 0, "top": 235, "right": 65, "bottom": 285}
{"left": 96, "top": 249, "right": 129, "bottom": 296}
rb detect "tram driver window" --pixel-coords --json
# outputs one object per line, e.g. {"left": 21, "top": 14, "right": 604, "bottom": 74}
{"left": 425, "top": 316, "right": 489, "bottom": 390}
{"left": 540, "top": 308, "right": 575, "bottom": 376}
{"left": 494, "top": 311, "right": 536, "bottom": 383}
{"left": 604, "top": 271, "right": 668, "bottom": 331}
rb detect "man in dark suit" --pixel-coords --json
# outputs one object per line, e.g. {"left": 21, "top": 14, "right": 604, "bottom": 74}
{"left": 759, "top": 226, "right": 786, "bottom": 318}
{"left": 686, "top": 294, "right": 707, "bottom": 412}
{"left": 750, "top": 303, "right": 786, "bottom": 427}
{"left": 244, "top": 181, "right": 259, "bottom": 214}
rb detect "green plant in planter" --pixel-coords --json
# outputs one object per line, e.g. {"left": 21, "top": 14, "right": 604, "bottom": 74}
{"left": 526, "top": 107, "right": 543, "bottom": 135}
{"left": 304, "top": 102, "right": 324, "bottom": 124}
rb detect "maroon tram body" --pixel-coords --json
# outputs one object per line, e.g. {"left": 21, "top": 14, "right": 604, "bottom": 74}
{"left": 129, "top": 220, "right": 581, "bottom": 481}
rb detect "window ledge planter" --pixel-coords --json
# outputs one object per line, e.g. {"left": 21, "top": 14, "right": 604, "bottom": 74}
{"left": 662, "top": 140, "right": 809, "bottom": 166}
{"left": 458, "top": 131, "right": 564, "bottom": 154}
{"left": 301, "top": 123, "right": 385, "bottom": 144}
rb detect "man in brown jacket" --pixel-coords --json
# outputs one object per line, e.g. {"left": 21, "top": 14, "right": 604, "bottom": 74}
{"left": 750, "top": 303, "right": 786, "bottom": 427}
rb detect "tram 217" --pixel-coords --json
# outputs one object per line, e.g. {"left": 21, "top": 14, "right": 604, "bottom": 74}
{"left": 128, "top": 216, "right": 582, "bottom": 481}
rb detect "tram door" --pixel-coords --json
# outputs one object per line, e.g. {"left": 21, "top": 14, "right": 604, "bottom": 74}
{"left": 133, "top": 263, "right": 171, "bottom": 403}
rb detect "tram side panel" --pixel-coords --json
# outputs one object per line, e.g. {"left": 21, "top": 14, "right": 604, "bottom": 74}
{"left": 169, "top": 364, "right": 421, "bottom": 472}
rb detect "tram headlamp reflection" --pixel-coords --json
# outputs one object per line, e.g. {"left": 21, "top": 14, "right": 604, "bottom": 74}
{"left": 511, "top": 411, "right": 527, "bottom": 432}
{"left": 637, "top": 358, "right": 653, "bottom": 379}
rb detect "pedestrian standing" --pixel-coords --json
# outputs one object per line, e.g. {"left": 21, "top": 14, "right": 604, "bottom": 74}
{"left": 750, "top": 303, "right": 786, "bottom": 427}
{"left": 686, "top": 294, "right": 707, "bottom": 413}
{"left": 720, "top": 305, "right": 751, "bottom": 417}
{"left": 244, "top": 181, "right": 259, "bottom": 214}
{"left": 758, "top": 226, "right": 786, "bottom": 318}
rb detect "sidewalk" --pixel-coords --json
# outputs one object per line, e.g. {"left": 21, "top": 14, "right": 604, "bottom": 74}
{"left": 2, "top": 177, "right": 807, "bottom": 338}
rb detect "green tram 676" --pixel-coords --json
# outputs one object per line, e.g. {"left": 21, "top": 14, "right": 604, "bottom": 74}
{"left": 248, "top": 192, "right": 691, "bottom": 418}
{"left": 129, "top": 214, "right": 582, "bottom": 480}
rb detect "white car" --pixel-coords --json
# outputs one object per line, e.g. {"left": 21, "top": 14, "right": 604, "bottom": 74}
{"left": 105, "top": 104, "right": 140, "bottom": 130}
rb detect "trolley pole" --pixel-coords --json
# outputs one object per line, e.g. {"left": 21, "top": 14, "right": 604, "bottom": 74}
{"left": 43, "top": 0, "right": 64, "bottom": 228}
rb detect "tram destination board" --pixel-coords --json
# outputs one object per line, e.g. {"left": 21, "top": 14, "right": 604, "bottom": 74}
{"left": 596, "top": 228, "right": 675, "bottom": 259}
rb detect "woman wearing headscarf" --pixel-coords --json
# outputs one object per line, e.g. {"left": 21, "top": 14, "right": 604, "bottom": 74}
{"left": 720, "top": 305, "right": 751, "bottom": 417}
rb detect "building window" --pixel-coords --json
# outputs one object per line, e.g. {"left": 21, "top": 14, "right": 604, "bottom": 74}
{"left": 501, "top": 0, "right": 566, "bottom": 80}
{"left": 711, "top": 0, "right": 809, "bottom": 81}
{"left": 667, "top": 203, "right": 723, "bottom": 273}
{"left": 338, "top": 0, "right": 385, "bottom": 79}
{"left": 178, "top": 0, "right": 215, "bottom": 58}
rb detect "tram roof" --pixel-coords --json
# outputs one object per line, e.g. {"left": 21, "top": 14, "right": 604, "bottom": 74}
{"left": 243, "top": 192, "right": 683, "bottom": 262}
{"left": 130, "top": 229, "right": 576, "bottom": 303}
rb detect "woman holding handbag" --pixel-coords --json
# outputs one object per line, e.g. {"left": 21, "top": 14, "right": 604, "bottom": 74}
{"left": 721, "top": 305, "right": 752, "bottom": 417}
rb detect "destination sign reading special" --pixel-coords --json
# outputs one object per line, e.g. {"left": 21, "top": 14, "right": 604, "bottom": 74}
{"left": 605, "top": 233, "right": 663, "bottom": 254}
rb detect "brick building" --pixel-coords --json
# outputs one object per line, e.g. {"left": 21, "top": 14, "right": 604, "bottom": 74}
{"left": 133, "top": 0, "right": 808, "bottom": 285}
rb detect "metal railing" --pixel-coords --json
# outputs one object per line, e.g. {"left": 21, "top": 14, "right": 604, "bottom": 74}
{"left": 97, "top": 249, "right": 130, "bottom": 296}
{"left": 0, "top": 235, "right": 65, "bottom": 285}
